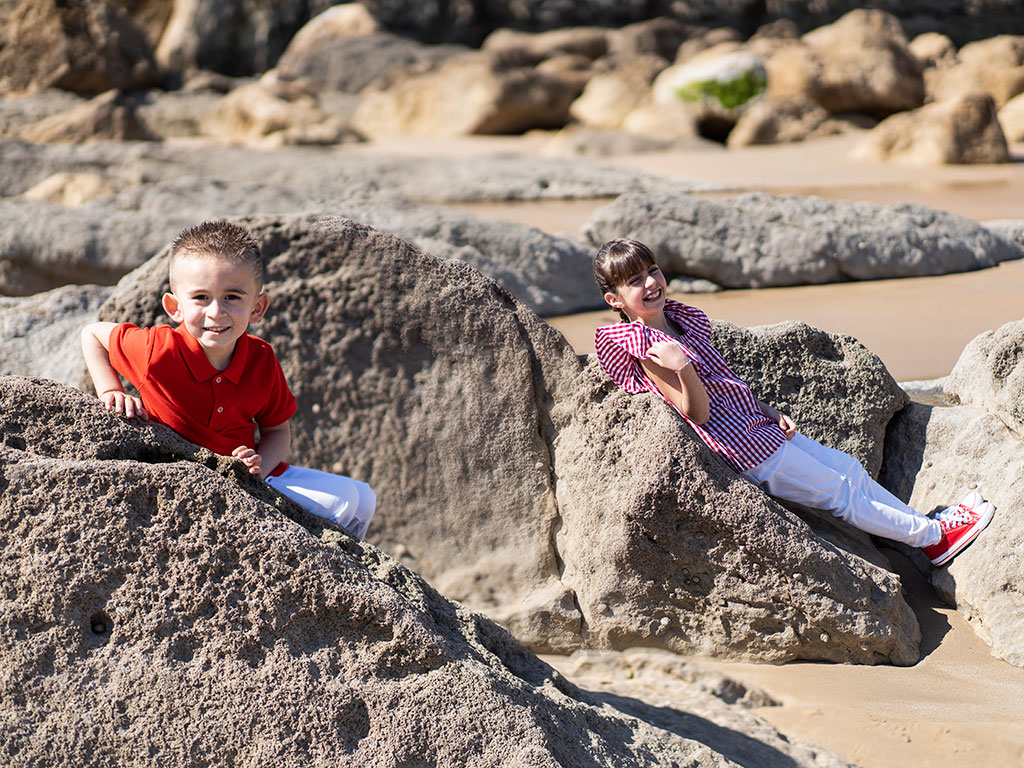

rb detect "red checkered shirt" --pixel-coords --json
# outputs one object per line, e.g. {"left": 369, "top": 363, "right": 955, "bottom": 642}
{"left": 595, "top": 299, "right": 786, "bottom": 472}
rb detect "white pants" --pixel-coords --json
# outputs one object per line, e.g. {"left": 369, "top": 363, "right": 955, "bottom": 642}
{"left": 741, "top": 433, "right": 941, "bottom": 547}
{"left": 266, "top": 465, "right": 376, "bottom": 541}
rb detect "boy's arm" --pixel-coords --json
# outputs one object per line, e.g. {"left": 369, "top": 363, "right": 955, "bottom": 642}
{"left": 757, "top": 399, "right": 796, "bottom": 439}
{"left": 232, "top": 420, "right": 291, "bottom": 480}
{"left": 641, "top": 340, "right": 710, "bottom": 424}
{"left": 81, "top": 322, "right": 148, "bottom": 420}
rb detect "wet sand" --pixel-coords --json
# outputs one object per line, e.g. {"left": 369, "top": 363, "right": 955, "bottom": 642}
{"left": 412, "top": 132, "right": 1024, "bottom": 767}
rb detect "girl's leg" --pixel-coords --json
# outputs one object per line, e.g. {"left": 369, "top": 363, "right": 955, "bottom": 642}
{"left": 741, "top": 434, "right": 941, "bottom": 547}
{"left": 266, "top": 465, "right": 376, "bottom": 540}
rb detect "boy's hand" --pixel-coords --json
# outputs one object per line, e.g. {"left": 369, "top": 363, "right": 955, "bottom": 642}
{"left": 232, "top": 445, "right": 263, "bottom": 476}
{"left": 100, "top": 390, "right": 149, "bottom": 420}
{"left": 777, "top": 412, "right": 797, "bottom": 440}
{"left": 646, "top": 340, "right": 692, "bottom": 372}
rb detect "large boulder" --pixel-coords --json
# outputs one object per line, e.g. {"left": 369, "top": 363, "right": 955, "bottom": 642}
{"left": 568, "top": 55, "right": 668, "bottom": 131}
{"left": 276, "top": 31, "right": 467, "bottom": 94}
{"left": 0, "top": 374, "right": 786, "bottom": 768}
{"left": 0, "top": 0, "right": 159, "bottom": 96}
{"left": 726, "top": 95, "right": 865, "bottom": 147}
{"left": 17, "top": 89, "right": 154, "bottom": 145}
{"left": 94, "top": 214, "right": 923, "bottom": 665}
{"left": 352, "top": 51, "right": 581, "bottom": 136}
{"left": 944, "top": 319, "right": 1024, "bottom": 438}
{"left": 925, "top": 35, "right": 1024, "bottom": 109}
{"left": 581, "top": 191, "right": 1021, "bottom": 289}
{"left": 0, "top": 285, "right": 111, "bottom": 385}
{"left": 778, "top": 9, "right": 924, "bottom": 115}
{"left": 849, "top": 92, "right": 1011, "bottom": 165}
{"left": 998, "top": 91, "right": 1024, "bottom": 141}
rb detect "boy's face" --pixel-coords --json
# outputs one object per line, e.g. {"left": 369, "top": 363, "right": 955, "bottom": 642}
{"left": 604, "top": 261, "right": 667, "bottom": 322}
{"left": 162, "top": 253, "right": 269, "bottom": 369}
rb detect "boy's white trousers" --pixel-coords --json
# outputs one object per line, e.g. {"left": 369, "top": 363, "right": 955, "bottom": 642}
{"left": 266, "top": 465, "right": 376, "bottom": 541}
{"left": 741, "top": 433, "right": 941, "bottom": 547}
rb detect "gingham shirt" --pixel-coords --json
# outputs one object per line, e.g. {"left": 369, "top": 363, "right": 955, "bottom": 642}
{"left": 595, "top": 299, "right": 786, "bottom": 473}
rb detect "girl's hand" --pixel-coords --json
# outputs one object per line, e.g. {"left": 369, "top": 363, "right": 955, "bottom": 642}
{"left": 232, "top": 445, "right": 263, "bottom": 475}
{"left": 646, "top": 340, "right": 692, "bottom": 373}
{"left": 100, "top": 390, "right": 149, "bottom": 420}
{"left": 777, "top": 412, "right": 797, "bottom": 440}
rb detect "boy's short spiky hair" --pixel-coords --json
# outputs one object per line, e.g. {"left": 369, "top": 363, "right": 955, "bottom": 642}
{"left": 169, "top": 220, "right": 264, "bottom": 289}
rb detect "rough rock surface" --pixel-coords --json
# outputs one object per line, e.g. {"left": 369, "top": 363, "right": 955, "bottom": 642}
{"left": 726, "top": 95, "right": 863, "bottom": 147}
{"left": 944, "top": 319, "right": 1024, "bottom": 439}
{"left": 998, "top": 91, "right": 1024, "bottom": 142}
{"left": 568, "top": 55, "right": 668, "bottom": 131}
{"left": 0, "top": 375, "right": 772, "bottom": 768}
{"left": 16, "top": 90, "right": 154, "bottom": 145}
{"left": 94, "top": 214, "right": 923, "bottom": 665}
{"left": 0, "top": 0, "right": 159, "bottom": 96}
{"left": 352, "top": 51, "right": 581, "bottom": 137}
{"left": 0, "top": 285, "right": 111, "bottom": 385}
{"left": 850, "top": 93, "right": 1011, "bottom": 165}
{"left": 925, "top": 35, "right": 1024, "bottom": 109}
{"left": 0, "top": 90, "right": 86, "bottom": 138}
{"left": 881, "top": 399, "right": 1024, "bottom": 667}
{"left": 581, "top": 191, "right": 1021, "bottom": 288}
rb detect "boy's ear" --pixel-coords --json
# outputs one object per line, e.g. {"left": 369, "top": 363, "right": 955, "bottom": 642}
{"left": 249, "top": 293, "right": 270, "bottom": 323}
{"left": 603, "top": 291, "right": 623, "bottom": 309}
{"left": 161, "top": 292, "right": 182, "bottom": 322}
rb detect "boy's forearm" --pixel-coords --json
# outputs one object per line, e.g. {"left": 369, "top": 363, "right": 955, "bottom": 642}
{"left": 81, "top": 324, "right": 123, "bottom": 395}
{"left": 256, "top": 422, "right": 291, "bottom": 479}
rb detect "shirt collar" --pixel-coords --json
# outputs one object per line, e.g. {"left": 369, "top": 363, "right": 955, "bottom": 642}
{"left": 174, "top": 324, "right": 250, "bottom": 383}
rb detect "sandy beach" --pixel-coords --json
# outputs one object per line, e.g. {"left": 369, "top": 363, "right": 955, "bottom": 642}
{"left": 416, "top": 132, "right": 1024, "bottom": 767}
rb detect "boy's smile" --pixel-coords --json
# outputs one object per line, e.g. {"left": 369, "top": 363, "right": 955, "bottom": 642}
{"left": 161, "top": 254, "right": 269, "bottom": 371}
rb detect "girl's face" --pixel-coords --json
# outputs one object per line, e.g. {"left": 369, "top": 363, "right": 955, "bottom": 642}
{"left": 604, "top": 261, "right": 667, "bottom": 322}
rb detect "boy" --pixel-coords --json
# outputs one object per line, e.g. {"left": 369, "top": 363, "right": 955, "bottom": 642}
{"left": 81, "top": 220, "right": 376, "bottom": 540}
{"left": 593, "top": 238, "right": 995, "bottom": 566}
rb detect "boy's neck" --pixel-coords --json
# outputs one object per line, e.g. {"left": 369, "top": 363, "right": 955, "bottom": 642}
{"left": 201, "top": 342, "right": 237, "bottom": 371}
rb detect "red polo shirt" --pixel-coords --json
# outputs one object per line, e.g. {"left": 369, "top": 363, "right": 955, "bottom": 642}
{"left": 108, "top": 324, "right": 297, "bottom": 476}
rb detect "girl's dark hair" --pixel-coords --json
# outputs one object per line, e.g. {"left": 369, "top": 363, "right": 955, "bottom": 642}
{"left": 593, "top": 238, "right": 657, "bottom": 322}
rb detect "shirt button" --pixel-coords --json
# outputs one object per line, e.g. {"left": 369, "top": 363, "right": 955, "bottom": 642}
{"left": 215, "top": 377, "right": 222, "bottom": 383}
{"left": 217, "top": 406, "right": 224, "bottom": 413}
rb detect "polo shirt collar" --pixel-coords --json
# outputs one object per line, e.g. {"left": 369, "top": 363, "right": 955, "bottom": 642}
{"left": 174, "top": 324, "right": 250, "bottom": 383}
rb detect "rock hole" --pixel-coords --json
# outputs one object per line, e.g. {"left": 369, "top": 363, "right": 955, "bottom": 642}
{"left": 90, "top": 610, "right": 113, "bottom": 636}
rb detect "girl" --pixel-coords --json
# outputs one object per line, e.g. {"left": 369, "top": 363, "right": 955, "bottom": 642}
{"left": 593, "top": 238, "right": 994, "bottom": 567}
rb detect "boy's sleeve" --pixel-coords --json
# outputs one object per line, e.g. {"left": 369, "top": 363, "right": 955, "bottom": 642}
{"left": 107, "top": 323, "right": 151, "bottom": 390}
{"left": 255, "top": 355, "right": 297, "bottom": 428}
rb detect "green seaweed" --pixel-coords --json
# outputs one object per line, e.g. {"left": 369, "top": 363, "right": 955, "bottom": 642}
{"left": 675, "top": 69, "right": 767, "bottom": 110}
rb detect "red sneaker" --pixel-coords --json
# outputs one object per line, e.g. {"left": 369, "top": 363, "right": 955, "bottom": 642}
{"left": 922, "top": 500, "right": 995, "bottom": 566}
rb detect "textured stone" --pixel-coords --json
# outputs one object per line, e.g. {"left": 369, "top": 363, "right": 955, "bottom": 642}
{"left": 850, "top": 93, "right": 1011, "bottom": 165}
{"left": 998, "top": 91, "right": 1024, "bottom": 141}
{"left": 944, "top": 319, "right": 1024, "bottom": 439}
{"left": 881, "top": 400, "right": 1024, "bottom": 667}
{"left": 0, "top": 0, "right": 158, "bottom": 96}
{"left": 581, "top": 191, "right": 1021, "bottom": 288}
{"left": 0, "top": 285, "right": 111, "bottom": 385}
{"left": 726, "top": 95, "right": 864, "bottom": 146}
{"left": 94, "top": 214, "right": 923, "bottom": 664}
{"left": 0, "top": 375, "right": 763, "bottom": 768}
{"left": 352, "top": 51, "right": 581, "bottom": 137}
{"left": 569, "top": 55, "right": 668, "bottom": 130}
{"left": 17, "top": 90, "right": 154, "bottom": 145}
{"left": 909, "top": 31, "right": 957, "bottom": 69}
{"left": 22, "top": 172, "right": 114, "bottom": 206}
{"left": 0, "top": 90, "right": 86, "bottom": 138}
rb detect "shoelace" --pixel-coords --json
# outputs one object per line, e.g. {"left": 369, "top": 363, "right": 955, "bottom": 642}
{"left": 939, "top": 504, "right": 975, "bottom": 528}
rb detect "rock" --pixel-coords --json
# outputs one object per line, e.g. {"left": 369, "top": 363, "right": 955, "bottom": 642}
{"left": 667, "top": 276, "right": 722, "bottom": 294}
{"left": 925, "top": 35, "right": 1024, "bottom": 110}
{"left": 0, "top": 89, "right": 86, "bottom": 138}
{"left": 726, "top": 95, "right": 861, "bottom": 147}
{"left": 849, "top": 93, "right": 1011, "bottom": 165}
{"left": 0, "top": 285, "right": 111, "bottom": 385}
{"left": 17, "top": 89, "right": 154, "bottom": 145}
{"left": 620, "top": 98, "right": 701, "bottom": 141}
{"left": 569, "top": 55, "right": 668, "bottom": 130}
{"left": 0, "top": 374, "right": 783, "bottom": 768}
{"left": 352, "top": 51, "right": 581, "bottom": 137}
{"left": 998, "top": 91, "right": 1024, "bottom": 141}
{"left": 132, "top": 88, "right": 224, "bottom": 140}
{"left": 541, "top": 127, "right": 675, "bottom": 157}
{"left": 200, "top": 76, "right": 362, "bottom": 147}
{"left": 284, "top": 3, "right": 381, "bottom": 53}
{"left": 22, "top": 171, "right": 114, "bottom": 206}
{"left": 674, "top": 28, "right": 743, "bottom": 65}
{"left": 482, "top": 27, "right": 609, "bottom": 63}
{"left": 765, "top": 9, "right": 923, "bottom": 116}
{"left": 881, "top": 400, "right": 1024, "bottom": 667}
{"left": 944, "top": 319, "right": 1024, "bottom": 439}
{"left": 909, "top": 32, "right": 957, "bottom": 69}
{"left": 95, "top": 214, "right": 923, "bottom": 665}
{"left": 606, "top": 18, "right": 691, "bottom": 60}
{"left": 0, "top": 0, "right": 158, "bottom": 96}
{"left": 982, "top": 219, "right": 1024, "bottom": 251}
{"left": 277, "top": 32, "right": 466, "bottom": 94}
{"left": 581, "top": 191, "right": 1020, "bottom": 289}
{"left": 547, "top": 649, "right": 858, "bottom": 768}
{"left": 652, "top": 49, "right": 766, "bottom": 139}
